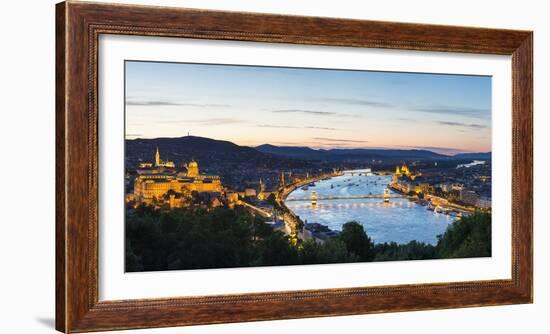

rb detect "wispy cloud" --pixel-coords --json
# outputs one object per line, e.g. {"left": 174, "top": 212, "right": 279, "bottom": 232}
{"left": 257, "top": 124, "right": 300, "bottom": 129}
{"left": 405, "top": 145, "right": 463, "bottom": 152}
{"left": 314, "top": 137, "right": 369, "bottom": 143}
{"left": 305, "top": 126, "right": 337, "bottom": 130}
{"left": 413, "top": 106, "right": 490, "bottom": 118}
{"left": 257, "top": 124, "right": 338, "bottom": 131}
{"left": 270, "top": 141, "right": 316, "bottom": 146}
{"left": 125, "top": 133, "right": 142, "bottom": 137}
{"left": 127, "top": 100, "right": 180, "bottom": 106}
{"left": 271, "top": 109, "right": 337, "bottom": 116}
{"left": 318, "top": 97, "right": 393, "bottom": 108}
{"left": 395, "top": 118, "right": 488, "bottom": 130}
{"left": 126, "top": 100, "right": 230, "bottom": 108}
{"left": 271, "top": 109, "right": 361, "bottom": 118}
{"left": 162, "top": 118, "right": 247, "bottom": 126}
{"left": 190, "top": 118, "right": 246, "bottom": 126}
{"left": 389, "top": 145, "right": 470, "bottom": 155}
{"left": 437, "top": 121, "right": 488, "bottom": 129}
{"left": 270, "top": 141, "right": 362, "bottom": 149}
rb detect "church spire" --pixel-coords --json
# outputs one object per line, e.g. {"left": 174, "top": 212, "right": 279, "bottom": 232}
{"left": 155, "top": 146, "right": 160, "bottom": 166}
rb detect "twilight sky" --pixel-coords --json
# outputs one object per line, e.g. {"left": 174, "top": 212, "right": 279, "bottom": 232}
{"left": 125, "top": 61, "right": 491, "bottom": 155}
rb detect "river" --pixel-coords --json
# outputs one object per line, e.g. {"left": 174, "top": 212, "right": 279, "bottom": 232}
{"left": 456, "top": 160, "right": 486, "bottom": 169}
{"left": 285, "top": 169, "right": 453, "bottom": 245}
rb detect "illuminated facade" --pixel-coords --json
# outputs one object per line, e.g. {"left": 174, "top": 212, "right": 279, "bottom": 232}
{"left": 186, "top": 160, "right": 199, "bottom": 177}
{"left": 391, "top": 163, "right": 424, "bottom": 193}
{"left": 139, "top": 146, "right": 175, "bottom": 168}
{"left": 132, "top": 148, "right": 222, "bottom": 206}
{"left": 393, "top": 163, "right": 421, "bottom": 181}
{"left": 395, "top": 163, "right": 411, "bottom": 177}
{"left": 257, "top": 178, "right": 269, "bottom": 200}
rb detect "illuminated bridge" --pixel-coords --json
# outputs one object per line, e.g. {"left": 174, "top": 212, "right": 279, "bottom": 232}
{"left": 285, "top": 194, "right": 405, "bottom": 202}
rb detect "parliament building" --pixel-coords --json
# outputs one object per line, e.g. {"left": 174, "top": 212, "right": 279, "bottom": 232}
{"left": 391, "top": 163, "right": 427, "bottom": 194}
{"left": 132, "top": 147, "right": 222, "bottom": 207}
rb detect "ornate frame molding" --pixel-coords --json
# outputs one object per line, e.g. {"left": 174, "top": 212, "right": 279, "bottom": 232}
{"left": 56, "top": 1, "right": 532, "bottom": 332}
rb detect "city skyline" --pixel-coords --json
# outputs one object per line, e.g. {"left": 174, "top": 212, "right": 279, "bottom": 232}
{"left": 125, "top": 61, "right": 492, "bottom": 155}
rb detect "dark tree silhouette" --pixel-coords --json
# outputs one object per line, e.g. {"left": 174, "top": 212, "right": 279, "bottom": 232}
{"left": 125, "top": 205, "right": 491, "bottom": 271}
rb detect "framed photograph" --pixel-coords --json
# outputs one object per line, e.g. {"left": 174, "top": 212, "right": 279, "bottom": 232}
{"left": 56, "top": 1, "right": 532, "bottom": 332}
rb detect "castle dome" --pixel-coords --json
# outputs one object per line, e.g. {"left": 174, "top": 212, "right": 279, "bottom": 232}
{"left": 186, "top": 160, "right": 199, "bottom": 177}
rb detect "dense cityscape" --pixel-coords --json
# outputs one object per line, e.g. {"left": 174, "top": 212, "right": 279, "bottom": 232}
{"left": 124, "top": 136, "right": 491, "bottom": 271}
{"left": 124, "top": 61, "right": 492, "bottom": 271}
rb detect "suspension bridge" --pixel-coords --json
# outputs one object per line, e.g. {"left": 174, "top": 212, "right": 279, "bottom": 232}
{"left": 286, "top": 188, "right": 405, "bottom": 203}
{"left": 285, "top": 194, "right": 405, "bottom": 202}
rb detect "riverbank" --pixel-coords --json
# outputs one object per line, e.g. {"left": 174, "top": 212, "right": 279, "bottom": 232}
{"left": 274, "top": 170, "right": 342, "bottom": 242}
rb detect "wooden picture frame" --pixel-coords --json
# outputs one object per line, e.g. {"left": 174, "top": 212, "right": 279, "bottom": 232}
{"left": 56, "top": 1, "right": 533, "bottom": 332}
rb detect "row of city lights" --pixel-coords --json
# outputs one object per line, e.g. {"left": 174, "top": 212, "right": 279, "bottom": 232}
{"left": 288, "top": 201, "right": 416, "bottom": 209}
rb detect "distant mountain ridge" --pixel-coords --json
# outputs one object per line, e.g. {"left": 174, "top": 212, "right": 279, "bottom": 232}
{"left": 125, "top": 136, "right": 310, "bottom": 170}
{"left": 125, "top": 136, "right": 490, "bottom": 191}
{"left": 255, "top": 144, "right": 465, "bottom": 161}
{"left": 254, "top": 144, "right": 329, "bottom": 160}
{"left": 451, "top": 152, "right": 491, "bottom": 160}
{"left": 125, "top": 136, "right": 491, "bottom": 171}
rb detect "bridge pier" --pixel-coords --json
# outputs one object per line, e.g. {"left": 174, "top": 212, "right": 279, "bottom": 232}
{"left": 311, "top": 190, "right": 317, "bottom": 207}
{"left": 383, "top": 188, "right": 390, "bottom": 203}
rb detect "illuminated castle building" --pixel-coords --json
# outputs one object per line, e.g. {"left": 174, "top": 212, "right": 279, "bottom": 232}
{"left": 132, "top": 148, "right": 222, "bottom": 207}
{"left": 139, "top": 146, "right": 176, "bottom": 168}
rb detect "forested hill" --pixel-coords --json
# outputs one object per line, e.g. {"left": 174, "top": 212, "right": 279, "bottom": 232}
{"left": 125, "top": 136, "right": 310, "bottom": 170}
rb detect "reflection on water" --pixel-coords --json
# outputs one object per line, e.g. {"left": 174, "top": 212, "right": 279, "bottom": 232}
{"left": 285, "top": 170, "right": 452, "bottom": 245}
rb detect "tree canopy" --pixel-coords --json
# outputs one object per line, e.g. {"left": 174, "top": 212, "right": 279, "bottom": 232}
{"left": 126, "top": 205, "right": 491, "bottom": 272}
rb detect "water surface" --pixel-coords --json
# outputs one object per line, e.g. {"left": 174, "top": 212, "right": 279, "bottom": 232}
{"left": 285, "top": 170, "right": 452, "bottom": 245}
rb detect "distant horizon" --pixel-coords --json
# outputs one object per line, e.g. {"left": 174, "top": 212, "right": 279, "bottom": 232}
{"left": 125, "top": 135, "right": 491, "bottom": 156}
{"left": 126, "top": 61, "right": 492, "bottom": 155}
